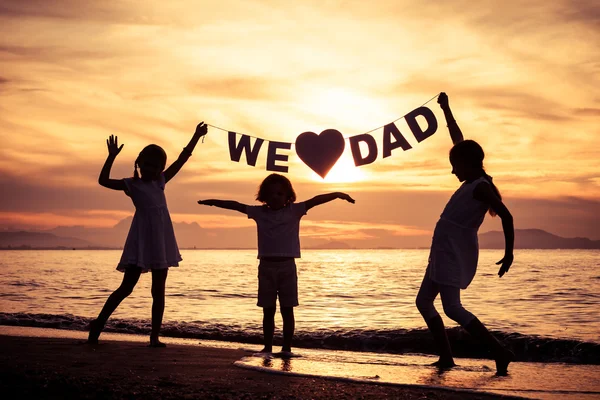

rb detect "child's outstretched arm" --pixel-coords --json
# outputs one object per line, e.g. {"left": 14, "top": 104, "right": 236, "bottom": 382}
{"left": 164, "top": 122, "right": 208, "bottom": 183}
{"left": 474, "top": 183, "right": 514, "bottom": 277}
{"left": 198, "top": 199, "right": 248, "bottom": 214}
{"left": 305, "top": 192, "right": 355, "bottom": 211}
{"left": 437, "top": 92, "right": 464, "bottom": 144}
{"left": 98, "top": 135, "right": 127, "bottom": 191}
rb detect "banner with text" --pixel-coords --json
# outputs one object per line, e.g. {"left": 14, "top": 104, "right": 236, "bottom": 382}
{"left": 211, "top": 95, "right": 439, "bottom": 179}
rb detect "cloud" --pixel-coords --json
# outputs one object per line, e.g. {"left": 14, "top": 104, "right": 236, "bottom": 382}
{"left": 0, "top": 0, "right": 599, "bottom": 245}
{"left": 191, "top": 77, "right": 288, "bottom": 101}
{"left": 0, "top": 1, "right": 160, "bottom": 25}
{"left": 573, "top": 108, "right": 600, "bottom": 117}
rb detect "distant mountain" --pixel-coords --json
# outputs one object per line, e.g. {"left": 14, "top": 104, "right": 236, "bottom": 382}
{"left": 2, "top": 226, "right": 598, "bottom": 250}
{"left": 0, "top": 231, "right": 94, "bottom": 249}
{"left": 479, "top": 229, "right": 600, "bottom": 249}
{"left": 45, "top": 217, "right": 257, "bottom": 249}
{"left": 46, "top": 217, "right": 211, "bottom": 249}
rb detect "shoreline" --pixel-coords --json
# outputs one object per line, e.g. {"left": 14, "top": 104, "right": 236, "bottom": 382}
{"left": 0, "top": 330, "right": 518, "bottom": 400}
{"left": 2, "top": 315, "right": 598, "bottom": 365}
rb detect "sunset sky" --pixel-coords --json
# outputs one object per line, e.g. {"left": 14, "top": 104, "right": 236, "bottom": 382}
{"left": 1, "top": 0, "right": 599, "bottom": 248}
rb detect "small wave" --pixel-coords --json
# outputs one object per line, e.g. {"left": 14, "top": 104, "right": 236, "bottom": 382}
{"left": 211, "top": 293, "right": 254, "bottom": 299}
{"left": 8, "top": 281, "right": 44, "bottom": 287}
{"left": 0, "top": 312, "right": 598, "bottom": 365}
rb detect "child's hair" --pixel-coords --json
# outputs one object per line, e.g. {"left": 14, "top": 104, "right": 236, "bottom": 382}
{"left": 133, "top": 144, "right": 167, "bottom": 179}
{"left": 256, "top": 173, "right": 297, "bottom": 204}
{"left": 449, "top": 140, "right": 501, "bottom": 216}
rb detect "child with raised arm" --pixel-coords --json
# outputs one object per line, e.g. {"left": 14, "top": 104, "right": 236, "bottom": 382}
{"left": 415, "top": 93, "right": 515, "bottom": 374}
{"left": 198, "top": 173, "right": 354, "bottom": 355}
{"left": 88, "top": 122, "right": 208, "bottom": 347}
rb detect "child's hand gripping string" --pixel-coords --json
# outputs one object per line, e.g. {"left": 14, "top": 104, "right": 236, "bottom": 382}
{"left": 164, "top": 122, "right": 208, "bottom": 183}
{"left": 194, "top": 122, "right": 208, "bottom": 139}
{"left": 437, "top": 92, "right": 464, "bottom": 144}
{"left": 437, "top": 92, "right": 449, "bottom": 109}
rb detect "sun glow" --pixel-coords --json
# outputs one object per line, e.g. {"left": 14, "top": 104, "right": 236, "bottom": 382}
{"left": 298, "top": 87, "right": 387, "bottom": 184}
{"left": 309, "top": 88, "right": 386, "bottom": 126}
{"left": 310, "top": 152, "right": 367, "bottom": 184}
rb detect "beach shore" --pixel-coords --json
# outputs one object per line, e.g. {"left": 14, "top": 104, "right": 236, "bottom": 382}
{"left": 0, "top": 334, "right": 515, "bottom": 399}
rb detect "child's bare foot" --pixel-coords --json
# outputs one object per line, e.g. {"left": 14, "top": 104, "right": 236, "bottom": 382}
{"left": 149, "top": 338, "right": 167, "bottom": 348}
{"left": 430, "top": 358, "right": 456, "bottom": 369}
{"left": 495, "top": 349, "right": 515, "bottom": 376}
{"left": 86, "top": 319, "right": 102, "bottom": 344}
{"left": 279, "top": 350, "right": 294, "bottom": 359}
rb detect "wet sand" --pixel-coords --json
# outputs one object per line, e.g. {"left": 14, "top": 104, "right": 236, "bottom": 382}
{"left": 0, "top": 335, "right": 516, "bottom": 399}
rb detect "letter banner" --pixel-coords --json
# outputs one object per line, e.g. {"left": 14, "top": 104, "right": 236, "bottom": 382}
{"left": 210, "top": 94, "right": 440, "bottom": 179}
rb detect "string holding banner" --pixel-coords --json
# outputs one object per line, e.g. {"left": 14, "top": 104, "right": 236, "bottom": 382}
{"left": 206, "top": 93, "right": 440, "bottom": 178}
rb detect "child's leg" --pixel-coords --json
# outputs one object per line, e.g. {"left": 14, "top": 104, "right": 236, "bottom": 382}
{"left": 150, "top": 268, "right": 168, "bottom": 347}
{"left": 463, "top": 317, "right": 515, "bottom": 375}
{"left": 438, "top": 285, "right": 514, "bottom": 375}
{"left": 437, "top": 284, "right": 475, "bottom": 327}
{"left": 88, "top": 267, "right": 142, "bottom": 343}
{"left": 277, "top": 260, "right": 298, "bottom": 353}
{"left": 257, "top": 260, "right": 278, "bottom": 352}
{"left": 261, "top": 307, "right": 276, "bottom": 352}
{"left": 280, "top": 306, "right": 295, "bottom": 353}
{"left": 416, "top": 272, "right": 455, "bottom": 367}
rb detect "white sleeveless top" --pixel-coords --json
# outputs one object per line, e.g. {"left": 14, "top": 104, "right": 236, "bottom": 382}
{"left": 117, "top": 173, "right": 181, "bottom": 272}
{"left": 428, "top": 176, "right": 490, "bottom": 288}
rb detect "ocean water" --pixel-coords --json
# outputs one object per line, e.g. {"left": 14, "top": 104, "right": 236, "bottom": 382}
{"left": 1, "top": 249, "right": 599, "bottom": 364}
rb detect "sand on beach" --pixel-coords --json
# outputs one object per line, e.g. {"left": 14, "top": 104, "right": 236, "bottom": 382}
{"left": 0, "top": 334, "right": 514, "bottom": 400}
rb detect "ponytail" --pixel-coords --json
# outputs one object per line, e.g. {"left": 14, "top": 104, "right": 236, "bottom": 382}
{"left": 482, "top": 170, "right": 501, "bottom": 216}
{"left": 133, "top": 158, "right": 140, "bottom": 179}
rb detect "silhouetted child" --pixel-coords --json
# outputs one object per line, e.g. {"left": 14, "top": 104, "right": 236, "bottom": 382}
{"left": 88, "top": 123, "right": 208, "bottom": 347}
{"left": 198, "top": 173, "right": 354, "bottom": 355}
{"left": 415, "top": 93, "right": 515, "bottom": 374}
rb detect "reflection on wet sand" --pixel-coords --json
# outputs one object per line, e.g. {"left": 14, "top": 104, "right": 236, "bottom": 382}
{"left": 236, "top": 348, "right": 600, "bottom": 400}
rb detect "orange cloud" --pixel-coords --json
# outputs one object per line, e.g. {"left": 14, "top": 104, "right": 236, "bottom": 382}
{"left": 1, "top": 0, "right": 599, "bottom": 240}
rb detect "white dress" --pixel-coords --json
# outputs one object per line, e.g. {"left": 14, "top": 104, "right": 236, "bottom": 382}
{"left": 428, "top": 176, "right": 490, "bottom": 289}
{"left": 117, "top": 173, "right": 181, "bottom": 272}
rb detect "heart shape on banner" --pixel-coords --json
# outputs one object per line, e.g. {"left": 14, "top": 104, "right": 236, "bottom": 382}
{"left": 295, "top": 129, "right": 345, "bottom": 178}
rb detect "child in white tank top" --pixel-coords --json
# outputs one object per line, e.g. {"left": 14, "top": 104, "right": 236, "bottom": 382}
{"left": 415, "top": 93, "right": 516, "bottom": 375}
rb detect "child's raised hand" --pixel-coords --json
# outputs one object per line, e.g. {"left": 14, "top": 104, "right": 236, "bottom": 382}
{"left": 197, "top": 199, "right": 214, "bottom": 206}
{"left": 195, "top": 122, "right": 208, "bottom": 137}
{"left": 106, "top": 135, "right": 124, "bottom": 157}
{"left": 496, "top": 253, "right": 514, "bottom": 277}
{"left": 437, "top": 92, "right": 449, "bottom": 109}
{"left": 338, "top": 193, "right": 355, "bottom": 204}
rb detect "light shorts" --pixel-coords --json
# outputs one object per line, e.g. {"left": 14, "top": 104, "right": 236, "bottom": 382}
{"left": 257, "top": 259, "right": 299, "bottom": 308}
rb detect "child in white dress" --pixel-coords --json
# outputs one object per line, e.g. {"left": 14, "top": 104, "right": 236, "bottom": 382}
{"left": 198, "top": 173, "right": 354, "bottom": 355}
{"left": 88, "top": 123, "right": 208, "bottom": 347}
{"left": 415, "top": 93, "right": 515, "bottom": 375}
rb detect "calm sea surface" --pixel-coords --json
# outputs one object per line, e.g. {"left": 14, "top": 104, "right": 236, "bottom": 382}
{"left": 1, "top": 249, "right": 598, "bottom": 345}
